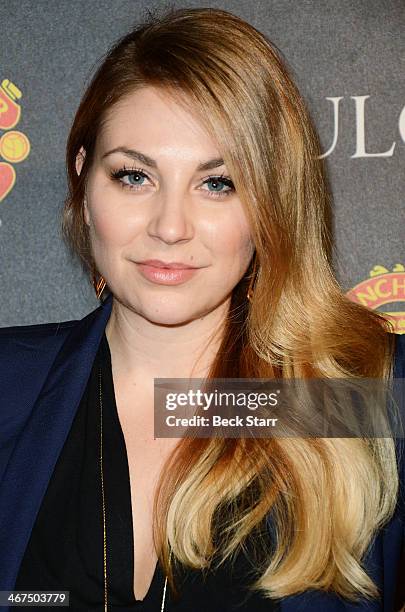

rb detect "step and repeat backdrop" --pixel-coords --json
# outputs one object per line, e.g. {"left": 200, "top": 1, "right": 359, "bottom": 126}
{"left": 0, "top": 0, "right": 404, "bottom": 330}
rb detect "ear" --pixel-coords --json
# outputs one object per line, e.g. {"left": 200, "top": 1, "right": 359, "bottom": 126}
{"left": 83, "top": 196, "right": 90, "bottom": 227}
{"left": 75, "top": 146, "right": 86, "bottom": 176}
{"left": 75, "top": 147, "right": 90, "bottom": 227}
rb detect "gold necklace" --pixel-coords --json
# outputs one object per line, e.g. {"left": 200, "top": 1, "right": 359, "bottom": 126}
{"left": 98, "top": 366, "right": 171, "bottom": 611}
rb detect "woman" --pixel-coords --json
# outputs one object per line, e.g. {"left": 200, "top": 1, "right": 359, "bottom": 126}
{"left": 0, "top": 6, "right": 404, "bottom": 612}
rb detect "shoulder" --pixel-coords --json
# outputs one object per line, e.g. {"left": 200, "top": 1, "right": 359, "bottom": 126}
{"left": 0, "top": 316, "right": 80, "bottom": 354}
{"left": 0, "top": 318, "right": 78, "bottom": 338}
{"left": 0, "top": 317, "right": 80, "bottom": 409}
{"left": 0, "top": 297, "right": 111, "bottom": 367}
{"left": 0, "top": 314, "right": 95, "bottom": 461}
{"left": 0, "top": 295, "right": 111, "bottom": 342}
{"left": 0, "top": 319, "right": 79, "bottom": 368}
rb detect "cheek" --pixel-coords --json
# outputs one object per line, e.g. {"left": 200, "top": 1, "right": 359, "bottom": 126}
{"left": 87, "top": 193, "right": 141, "bottom": 247}
{"left": 208, "top": 215, "right": 253, "bottom": 271}
{"left": 91, "top": 212, "right": 128, "bottom": 246}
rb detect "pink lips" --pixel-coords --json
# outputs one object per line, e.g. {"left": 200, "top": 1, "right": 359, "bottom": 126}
{"left": 136, "top": 259, "right": 200, "bottom": 285}
{"left": 139, "top": 259, "right": 198, "bottom": 269}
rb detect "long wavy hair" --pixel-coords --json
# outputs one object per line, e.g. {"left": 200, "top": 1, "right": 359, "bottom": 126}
{"left": 62, "top": 6, "right": 399, "bottom": 604}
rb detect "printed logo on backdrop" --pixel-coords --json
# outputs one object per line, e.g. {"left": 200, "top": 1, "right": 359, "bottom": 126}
{"left": 319, "top": 95, "right": 405, "bottom": 157}
{"left": 346, "top": 264, "right": 405, "bottom": 334}
{"left": 0, "top": 78, "right": 30, "bottom": 203}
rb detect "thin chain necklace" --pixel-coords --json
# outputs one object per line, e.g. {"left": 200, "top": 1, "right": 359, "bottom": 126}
{"left": 98, "top": 365, "right": 171, "bottom": 611}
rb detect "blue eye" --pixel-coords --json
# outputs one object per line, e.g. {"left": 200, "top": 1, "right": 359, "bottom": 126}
{"left": 125, "top": 172, "right": 146, "bottom": 186}
{"left": 110, "top": 167, "right": 148, "bottom": 189}
{"left": 202, "top": 175, "right": 235, "bottom": 199}
{"left": 109, "top": 166, "right": 235, "bottom": 199}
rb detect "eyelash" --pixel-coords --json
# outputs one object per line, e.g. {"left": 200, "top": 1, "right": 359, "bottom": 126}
{"left": 109, "top": 165, "right": 235, "bottom": 199}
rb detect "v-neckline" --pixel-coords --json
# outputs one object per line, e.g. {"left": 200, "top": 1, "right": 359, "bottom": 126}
{"left": 99, "top": 333, "right": 162, "bottom": 604}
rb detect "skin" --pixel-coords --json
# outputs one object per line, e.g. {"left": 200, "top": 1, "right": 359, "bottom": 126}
{"left": 75, "top": 85, "right": 254, "bottom": 600}
{"left": 78, "top": 85, "right": 254, "bottom": 382}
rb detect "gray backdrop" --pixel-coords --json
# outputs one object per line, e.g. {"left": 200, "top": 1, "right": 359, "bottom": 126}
{"left": 0, "top": 0, "right": 404, "bottom": 331}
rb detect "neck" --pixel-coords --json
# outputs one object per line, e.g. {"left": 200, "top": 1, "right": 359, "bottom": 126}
{"left": 105, "top": 296, "right": 229, "bottom": 381}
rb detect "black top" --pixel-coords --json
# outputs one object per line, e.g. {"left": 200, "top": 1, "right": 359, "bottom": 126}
{"left": 15, "top": 333, "right": 279, "bottom": 611}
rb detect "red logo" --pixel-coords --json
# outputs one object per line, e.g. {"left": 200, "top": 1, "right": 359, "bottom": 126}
{"left": 346, "top": 264, "right": 405, "bottom": 334}
{"left": 0, "top": 79, "right": 30, "bottom": 202}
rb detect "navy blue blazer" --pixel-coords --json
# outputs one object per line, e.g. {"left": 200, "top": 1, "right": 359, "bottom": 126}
{"left": 0, "top": 292, "right": 404, "bottom": 612}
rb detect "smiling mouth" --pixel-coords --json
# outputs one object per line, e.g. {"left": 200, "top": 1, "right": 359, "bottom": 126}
{"left": 138, "top": 259, "right": 199, "bottom": 270}
{"left": 136, "top": 262, "right": 200, "bottom": 285}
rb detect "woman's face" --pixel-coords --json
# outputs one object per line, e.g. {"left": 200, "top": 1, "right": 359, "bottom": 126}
{"left": 80, "top": 86, "right": 254, "bottom": 325}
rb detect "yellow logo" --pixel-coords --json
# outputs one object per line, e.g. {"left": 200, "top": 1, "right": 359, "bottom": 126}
{"left": 346, "top": 264, "right": 405, "bottom": 334}
{"left": 0, "top": 78, "right": 30, "bottom": 202}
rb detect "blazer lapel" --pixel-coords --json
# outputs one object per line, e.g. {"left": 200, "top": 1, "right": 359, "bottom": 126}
{"left": 0, "top": 293, "right": 113, "bottom": 592}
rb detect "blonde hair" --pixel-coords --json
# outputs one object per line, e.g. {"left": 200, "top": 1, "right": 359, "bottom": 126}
{"left": 62, "top": 6, "right": 399, "bottom": 604}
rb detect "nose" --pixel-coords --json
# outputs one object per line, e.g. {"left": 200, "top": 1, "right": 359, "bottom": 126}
{"left": 146, "top": 186, "right": 194, "bottom": 244}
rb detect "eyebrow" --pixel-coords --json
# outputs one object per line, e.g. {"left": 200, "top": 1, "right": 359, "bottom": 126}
{"left": 101, "top": 147, "right": 225, "bottom": 172}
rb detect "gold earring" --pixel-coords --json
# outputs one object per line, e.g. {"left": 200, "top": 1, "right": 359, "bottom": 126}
{"left": 247, "top": 255, "right": 258, "bottom": 302}
{"left": 92, "top": 268, "right": 107, "bottom": 300}
{"left": 94, "top": 276, "right": 107, "bottom": 300}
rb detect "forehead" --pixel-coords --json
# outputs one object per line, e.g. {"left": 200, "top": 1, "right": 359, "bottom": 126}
{"left": 98, "top": 86, "right": 215, "bottom": 152}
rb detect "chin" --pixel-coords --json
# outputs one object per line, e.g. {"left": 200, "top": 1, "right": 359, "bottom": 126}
{"left": 117, "top": 292, "right": 220, "bottom": 325}
{"left": 140, "top": 308, "right": 204, "bottom": 327}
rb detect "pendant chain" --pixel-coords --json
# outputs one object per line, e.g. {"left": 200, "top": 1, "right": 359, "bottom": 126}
{"left": 98, "top": 365, "right": 171, "bottom": 611}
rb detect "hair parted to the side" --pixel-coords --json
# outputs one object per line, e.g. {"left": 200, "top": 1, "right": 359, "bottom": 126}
{"left": 62, "top": 6, "right": 399, "bottom": 604}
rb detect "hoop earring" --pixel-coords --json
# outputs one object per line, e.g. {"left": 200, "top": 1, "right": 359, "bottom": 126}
{"left": 247, "top": 255, "right": 258, "bottom": 302}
